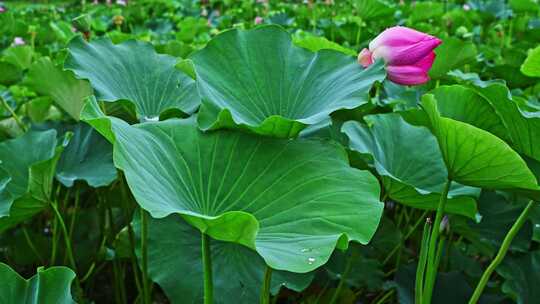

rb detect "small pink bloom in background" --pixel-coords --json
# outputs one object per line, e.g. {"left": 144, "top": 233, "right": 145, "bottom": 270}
{"left": 358, "top": 26, "right": 442, "bottom": 85}
{"left": 463, "top": 4, "right": 471, "bottom": 11}
{"left": 106, "top": 0, "right": 112, "bottom": 5}
{"left": 0, "top": 7, "right": 5, "bottom": 13}
{"left": 256, "top": 0, "right": 268, "bottom": 3}
{"left": 13, "top": 37, "right": 25, "bottom": 46}
{"left": 254, "top": 16, "right": 263, "bottom": 25}
{"left": 116, "top": 0, "right": 126, "bottom": 6}
{"left": 92, "top": 0, "right": 98, "bottom": 4}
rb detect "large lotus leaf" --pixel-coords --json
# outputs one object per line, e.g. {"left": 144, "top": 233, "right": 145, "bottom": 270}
{"left": 293, "top": 35, "right": 357, "bottom": 56}
{"left": 0, "top": 130, "right": 62, "bottom": 232}
{"left": 429, "top": 37, "right": 477, "bottom": 79}
{"left": 25, "top": 57, "right": 92, "bottom": 121}
{"left": 65, "top": 36, "right": 200, "bottom": 119}
{"left": 190, "top": 25, "right": 385, "bottom": 138}
{"left": 421, "top": 94, "right": 538, "bottom": 191}
{"left": 0, "top": 263, "right": 76, "bottom": 304}
{"left": 0, "top": 61, "right": 23, "bottom": 85}
{"left": 342, "top": 114, "right": 479, "bottom": 218}
{"left": 83, "top": 105, "right": 383, "bottom": 272}
{"left": 521, "top": 45, "right": 540, "bottom": 77}
{"left": 497, "top": 251, "right": 540, "bottom": 304}
{"left": 2, "top": 46, "right": 34, "bottom": 70}
{"left": 56, "top": 123, "right": 116, "bottom": 187}
{"left": 472, "top": 83, "right": 540, "bottom": 162}
{"left": 132, "top": 213, "right": 313, "bottom": 304}
{"left": 430, "top": 85, "right": 510, "bottom": 142}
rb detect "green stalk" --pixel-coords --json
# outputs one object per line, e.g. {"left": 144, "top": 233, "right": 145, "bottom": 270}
{"left": 119, "top": 172, "right": 143, "bottom": 295}
{"left": 50, "top": 215, "right": 59, "bottom": 265}
{"left": 0, "top": 96, "right": 26, "bottom": 132}
{"left": 468, "top": 200, "right": 536, "bottom": 304}
{"left": 415, "top": 219, "right": 432, "bottom": 304}
{"left": 422, "top": 180, "right": 451, "bottom": 304}
{"left": 50, "top": 200, "right": 83, "bottom": 300}
{"left": 68, "top": 184, "right": 80, "bottom": 239}
{"left": 202, "top": 233, "right": 214, "bottom": 304}
{"left": 384, "top": 210, "right": 429, "bottom": 266}
{"left": 140, "top": 209, "right": 151, "bottom": 304}
{"left": 374, "top": 288, "right": 395, "bottom": 304}
{"left": 329, "top": 253, "right": 354, "bottom": 304}
{"left": 22, "top": 226, "right": 44, "bottom": 265}
{"left": 260, "top": 266, "right": 273, "bottom": 304}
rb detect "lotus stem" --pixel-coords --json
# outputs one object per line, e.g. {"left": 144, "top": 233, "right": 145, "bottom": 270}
{"left": 140, "top": 209, "right": 151, "bottom": 304}
{"left": 202, "top": 233, "right": 213, "bottom": 304}
{"left": 329, "top": 252, "right": 354, "bottom": 304}
{"left": 260, "top": 266, "right": 273, "bottom": 304}
{"left": 468, "top": 200, "right": 536, "bottom": 304}
{"left": 0, "top": 96, "right": 26, "bottom": 132}
{"left": 22, "top": 226, "right": 44, "bottom": 265}
{"left": 415, "top": 218, "right": 432, "bottom": 304}
{"left": 50, "top": 199, "right": 83, "bottom": 300}
{"left": 422, "top": 179, "right": 451, "bottom": 303}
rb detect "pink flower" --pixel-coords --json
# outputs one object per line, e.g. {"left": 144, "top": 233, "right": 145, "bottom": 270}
{"left": 13, "top": 37, "right": 25, "bottom": 46}
{"left": 358, "top": 26, "right": 442, "bottom": 85}
{"left": 254, "top": 16, "right": 263, "bottom": 25}
{"left": 116, "top": 0, "right": 126, "bottom": 5}
{"left": 0, "top": 7, "right": 5, "bottom": 13}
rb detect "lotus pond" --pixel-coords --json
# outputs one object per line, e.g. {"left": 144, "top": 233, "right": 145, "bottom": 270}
{"left": 0, "top": 0, "right": 540, "bottom": 303}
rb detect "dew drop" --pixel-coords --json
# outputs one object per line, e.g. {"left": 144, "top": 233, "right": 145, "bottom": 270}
{"left": 307, "top": 257, "right": 316, "bottom": 264}
{"left": 143, "top": 116, "right": 159, "bottom": 122}
{"left": 535, "top": 224, "right": 540, "bottom": 228}
{"left": 300, "top": 248, "right": 312, "bottom": 253}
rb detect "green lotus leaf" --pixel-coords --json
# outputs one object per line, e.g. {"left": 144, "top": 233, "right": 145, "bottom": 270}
{"left": 132, "top": 213, "right": 313, "bottom": 304}
{"left": 421, "top": 94, "right": 538, "bottom": 191}
{"left": 521, "top": 45, "right": 540, "bottom": 77}
{"left": 429, "top": 37, "right": 477, "bottom": 79}
{"left": 498, "top": 250, "right": 540, "bottom": 304}
{"left": 190, "top": 25, "right": 385, "bottom": 138}
{"left": 0, "top": 263, "right": 76, "bottom": 304}
{"left": 0, "top": 61, "right": 23, "bottom": 86}
{"left": 293, "top": 35, "right": 357, "bottom": 56}
{"left": 342, "top": 114, "right": 479, "bottom": 219}
{"left": 472, "top": 83, "right": 540, "bottom": 162}
{"left": 25, "top": 57, "right": 92, "bottom": 121}
{"left": 0, "top": 130, "right": 62, "bottom": 232}
{"left": 430, "top": 85, "right": 510, "bottom": 142}
{"left": 2, "top": 45, "right": 33, "bottom": 70}
{"left": 65, "top": 36, "right": 200, "bottom": 119}
{"left": 82, "top": 104, "right": 383, "bottom": 272}
{"left": 56, "top": 123, "right": 117, "bottom": 188}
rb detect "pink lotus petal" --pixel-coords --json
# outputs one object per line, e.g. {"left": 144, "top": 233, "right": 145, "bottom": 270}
{"left": 13, "top": 37, "right": 25, "bottom": 46}
{"left": 387, "top": 65, "right": 430, "bottom": 85}
{"left": 369, "top": 26, "right": 437, "bottom": 50}
{"left": 413, "top": 52, "right": 436, "bottom": 72}
{"left": 357, "top": 48, "right": 373, "bottom": 67}
{"left": 373, "top": 36, "right": 441, "bottom": 65}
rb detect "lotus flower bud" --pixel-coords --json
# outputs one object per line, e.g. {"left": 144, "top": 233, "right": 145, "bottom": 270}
{"left": 254, "top": 16, "right": 263, "bottom": 25}
{"left": 439, "top": 215, "right": 450, "bottom": 234}
{"left": 358, "top": 26, "right": 442, "bottom": 86}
